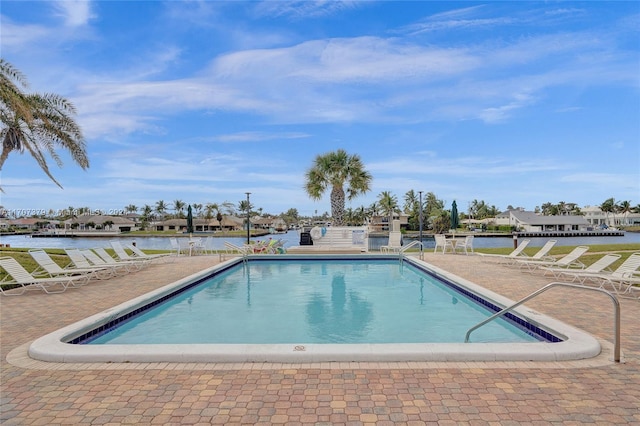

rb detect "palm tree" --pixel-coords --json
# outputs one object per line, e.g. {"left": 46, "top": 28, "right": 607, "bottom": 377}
{"left": 378, "top": 191, "right": 399, "bottom": 231}
{"left": 140, "top": 204, "right": 153, "bottom": 224}
{"left": 204, "top": 202, "right": 227, "bottom": 231}
{"left": 238, "top": 199, "right": 252, "bottom": 232}
{"left": 304, "top": 149, "right": 372, "bottom": 226}
{"left": 617, "top": 200, "right": 631, "bottom": 226}
{"left": 424, "top": 192, "right": 443, "bottom": 218}
{"left": 0, "top": 59, "right": 89, "bottom": 189}
{"left": 172, "top": 199, "right": 185, "bottom": 218}
{"left": 352, "top": 205, "right": 367, "bottom": 226}
{"left": 403, "top": 190, "right": 420, "bottom": 231}
{"left": 124, "top": 204, "right": 138, "bottom": 214}
{"left": 600, "top": 198, "right": 616, "bottom": 227}
{"left": 155, "top": 200, "right": 168, "bottom": 221}
{"left": 192, "top": 203, "right": 203, "bottom": 217}
{"left": 65, "top": 205, "right": 75, "bottom": 219}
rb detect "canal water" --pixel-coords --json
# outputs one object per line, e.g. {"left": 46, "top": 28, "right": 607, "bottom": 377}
{"left": 1, "top": 230, "right": 639, "bottom": 251}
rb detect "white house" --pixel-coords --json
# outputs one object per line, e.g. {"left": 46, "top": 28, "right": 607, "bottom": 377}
{"left": 492, "top": 210, "right": 590, "bottom": 232}
{"left": 582, "top": 205, "right": 640, "bottom": 227}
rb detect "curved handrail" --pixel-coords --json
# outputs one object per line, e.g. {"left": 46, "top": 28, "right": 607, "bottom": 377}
{"left": 398, "top": 240, "right": 424, "bottom": 260}
{"left": 464, "top": 282, "right": 621, "bottom": 362}
{"left": 399, "top": 240, "right": 423, "bottom": 253}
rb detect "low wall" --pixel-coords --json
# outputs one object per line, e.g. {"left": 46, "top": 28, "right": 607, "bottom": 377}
{"left": 309, "top": 226, "right": 368, "bottom": 252}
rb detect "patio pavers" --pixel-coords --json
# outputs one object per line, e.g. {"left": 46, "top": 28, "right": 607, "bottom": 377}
{"left": 1, "top": 252, "right": 639, "bottom": 424}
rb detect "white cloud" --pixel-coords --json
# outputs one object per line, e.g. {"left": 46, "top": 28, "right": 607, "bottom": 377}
{"left": 52, "top": 0, "right": 95, "bottom": 27}
{"left": 210, "top": 132, "right": 310, "bottom": 143}
{"left": 53, "top": 20, "right": 637, "bottom": 139}
{"left": 0, "top": 17, "right": 50, "bottom": 49}
{"left": 254, "top": 0, "right": 361, "bottom": 19}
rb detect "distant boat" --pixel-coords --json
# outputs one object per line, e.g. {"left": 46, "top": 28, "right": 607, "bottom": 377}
{"left": 269, "top": 224, "right": 288, "bottom": 234}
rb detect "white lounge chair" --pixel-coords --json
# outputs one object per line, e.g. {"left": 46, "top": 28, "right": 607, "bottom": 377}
{"left": 64, "top": 248, "right": 116, "bottom": 279}
{"left": 126, "top": 243, "right": 170, "bottom": 262}
{"left": 80, "top": 249, "right": 131, "bottom": 276}
{"left": 93, "top": 247, "right": 146, "bottom": 271}
{"left": 567, "top": 252, "right": 640, "bottom": 295}
{"left": 514, "top": 245, "right": 589, "bottom": 273}
{"left": 512, "top": 239, "right": 557, "bottom": 265}
{"left": 381, "top": 232, "right": 402, "bottom": 253}
{"left": 551, "top": 253, "right": 621, "bottom": 283}
{"left": 110, "top": 241, "right": 152, "bottom": 266}
{"left": 477, "top": 239, "right": 531, "bottom": 264}
{"left": 0, "top": 257, "right": 86, "bottom": 295}
{"left": 28, "top": 249, "right": 96, "bottom": 284}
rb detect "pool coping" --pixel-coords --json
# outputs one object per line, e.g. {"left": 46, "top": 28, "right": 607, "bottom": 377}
{"left": 28, "top": 254, "right": 602, "bottom": 364}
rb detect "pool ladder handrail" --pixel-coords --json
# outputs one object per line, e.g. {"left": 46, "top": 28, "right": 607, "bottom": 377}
{"left": 398, "top": 240, "right": 424, "bottom": 260}
{"left": 464, "top": 282, "right": 621, "bottom": 363}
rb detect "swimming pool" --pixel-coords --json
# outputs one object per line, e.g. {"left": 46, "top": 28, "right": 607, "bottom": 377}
{"left": 29, "top": 255, "right": 601, "bottom": 363}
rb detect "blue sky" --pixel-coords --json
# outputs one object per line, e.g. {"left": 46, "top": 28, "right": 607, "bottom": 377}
{"left": 1, "top": 1, "right": 639, "bottom": 218}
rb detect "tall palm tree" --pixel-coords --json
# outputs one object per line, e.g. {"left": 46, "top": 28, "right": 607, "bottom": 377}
{"left": 0, "top": 59, "right": 88, "bottom": 189}
{"left": 172, "top": 199, "right": 185, "bottom": 218}
{"left": 424, "top": 192, "right": 444, "bottom": 218}
{"left": 600, "top": 198, "right": 616, "bottom": 227}
{"left": 192, "top": 203, "right": 203, "bottom": 217}
{"left": 617, "top": 200, "right": 631, "bottom": 226}
{"left": 353, "top": 205, "right": 367, "bottom": 226}
{"left": 124, "top": 204, "right": 138, "bottom": 214}
{"left": 343, "top": 207, "right": 355, "bottom": 225}
{"left": 367, "top": 202, "right": 379, "bottom": 219}
{"left": 304, "top": 149, "right": 372, "bottom": 226}
{"left": 403, "top": 190, "right": 420, "bottom": 231}
{"left": 378, "top": 191, "right": 399, "bottom": 231}
{"left": 155, "top": 200, "right": 168, "bottom": 221}
{"left": 204, "top": 202, "right": 218, "bottom": 228}
{"left": 140, "top": 204, "right": 153, "bottom": 221}
{"left": 238, "top": 199, "right": 252, "bottom": 232}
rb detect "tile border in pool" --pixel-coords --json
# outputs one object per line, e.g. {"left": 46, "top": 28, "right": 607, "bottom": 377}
{"left": 28, "top": 255, "right": 601, "bottom": 363}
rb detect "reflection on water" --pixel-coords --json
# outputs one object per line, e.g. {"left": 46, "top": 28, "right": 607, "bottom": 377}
{"left": 306, "top": 272, "right": 373, "bottom": 343}
{"left": 89, "top": 259, "right": 542, "bottom": 345}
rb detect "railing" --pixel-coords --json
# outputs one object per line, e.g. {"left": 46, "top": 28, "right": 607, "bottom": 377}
{"left": 399, "top": 240, "right": 424, "bottom": 260}
{"left": 464, "top": 282, "right": 621, "bottom": 362}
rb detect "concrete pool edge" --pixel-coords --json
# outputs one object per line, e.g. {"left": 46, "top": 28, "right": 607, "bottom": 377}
{"left": 28, "top": 254, "right": 603, "bottom": 363}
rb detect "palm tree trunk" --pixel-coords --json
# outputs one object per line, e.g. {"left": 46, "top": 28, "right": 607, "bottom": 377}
{"left": 331, "top": 186, "right": 346, "bottom": 226}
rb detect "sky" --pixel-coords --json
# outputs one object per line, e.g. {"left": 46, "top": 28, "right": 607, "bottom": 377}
{"left": 1, "top": 0, "right": 639, "bottom": 219}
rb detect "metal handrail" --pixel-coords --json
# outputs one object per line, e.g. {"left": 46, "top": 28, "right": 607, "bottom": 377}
{"left": 399, "top": 240, "right": 424, "bottom": 260}
{"left": 464, "top": 282, "right": 621, "bottom": 362}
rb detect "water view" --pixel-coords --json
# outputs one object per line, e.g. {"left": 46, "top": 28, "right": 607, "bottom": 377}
{"left": 1, "top": 230, "right": 639, "bottom": 251}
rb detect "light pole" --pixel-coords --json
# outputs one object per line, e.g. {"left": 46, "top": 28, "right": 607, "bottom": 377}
{"left": 418, "top": 191, "right": 423, "bottom": 254}
{"left": 245, "top": 192, "right": 251, "bottom": 244}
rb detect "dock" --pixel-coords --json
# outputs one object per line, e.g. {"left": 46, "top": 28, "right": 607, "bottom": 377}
{"left": 513, "top": 230, "right": 624, "bottom": 237}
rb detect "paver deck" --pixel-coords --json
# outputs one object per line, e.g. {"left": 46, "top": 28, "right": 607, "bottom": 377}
{"left": 1, "top": 252, "right": 639, "bottom": 424}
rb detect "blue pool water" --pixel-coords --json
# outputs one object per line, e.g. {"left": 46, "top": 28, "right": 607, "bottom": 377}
{"left": 84, "top": 258, "right": 545, "bottom": 345}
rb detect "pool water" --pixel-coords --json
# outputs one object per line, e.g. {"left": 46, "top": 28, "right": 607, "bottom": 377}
{"left": 87, "top": 259, "right": 540, "bottom": 345}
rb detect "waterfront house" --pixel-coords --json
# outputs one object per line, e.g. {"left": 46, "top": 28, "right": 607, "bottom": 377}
{"left": 508, "top": 211, "right": 590, "bottom": 232}
{"left": 369, "top": 213, "right": 410, "bottom": 232}
{"left": 582, "top": 205, "right": 640, "bottom": 227}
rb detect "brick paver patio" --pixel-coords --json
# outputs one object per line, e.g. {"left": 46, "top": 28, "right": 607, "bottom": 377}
{"left": 1, "top": 252, "right": 639, "bottom": 424}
